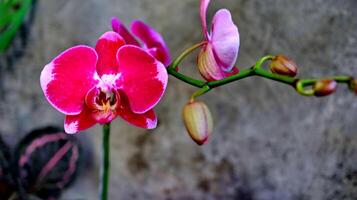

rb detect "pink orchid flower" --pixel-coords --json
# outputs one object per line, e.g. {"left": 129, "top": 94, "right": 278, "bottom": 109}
{"left": 198, "top": 0, "right": 240, "bottom": 81}
{"left": 111, "top": 17, "right": 171, "bottom": 67}
{"left": 40, "top": 31, "right": 168, "bottom": 134}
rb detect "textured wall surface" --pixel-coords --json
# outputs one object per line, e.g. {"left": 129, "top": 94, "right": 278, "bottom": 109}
{"left": 1, "top": 0, "right": 357, "bottom": 199}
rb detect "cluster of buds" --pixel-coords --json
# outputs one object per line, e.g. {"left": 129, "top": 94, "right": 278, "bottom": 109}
{"left": 269, "top": 55, "right": 348, "bottom": 97}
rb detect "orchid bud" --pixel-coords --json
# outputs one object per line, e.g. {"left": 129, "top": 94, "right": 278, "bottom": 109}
{"left": 313, "top": 79, "right": 337, "bottom": 97}
{"left": 269, "top": 55, "right": 298, "bottom": 77}
{"left": 183, "top": 101, "right": 213, "bottom": 145}
{"left": 349, "top": 79, "right": 357, "bottom": 95}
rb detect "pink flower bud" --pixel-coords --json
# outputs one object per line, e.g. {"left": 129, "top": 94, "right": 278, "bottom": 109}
{"left": 269, "top": 55, "right": 298, "bottom": 77}
{"left": 182, "top": 101, "right": 213, "bottom": 145}
{"left": 313, "top": 79, "right": 337, "bottom": 97}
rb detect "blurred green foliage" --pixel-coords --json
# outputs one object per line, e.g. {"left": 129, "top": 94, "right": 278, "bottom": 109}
{"left": 0, "top": 0, "right": 32, "bottom": 53}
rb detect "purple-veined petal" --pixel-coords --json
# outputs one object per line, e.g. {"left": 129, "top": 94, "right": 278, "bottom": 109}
{"left": 111, "top": 17, "right": 140, "bottom": 46}
{"left": 131, "top": 20, "right": 171, "bottom": 66}
{"left": 200, "top": 0, "right": 210, "bottom": 39}
{"left": 95, "top": 31, "right": 125, "bottom": 76}
{"left": 40, "top": 45, "right": 98, "bottom": 115}
{"left": 211, "top": 9, "right": 239, "bottom": 71}
{"left": 116, "top": 45, "right": 168, "bottom": 114}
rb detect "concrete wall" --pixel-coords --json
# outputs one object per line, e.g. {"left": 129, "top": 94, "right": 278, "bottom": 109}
{"left": 1, "top": 0, "right": 357, "bottom": 199}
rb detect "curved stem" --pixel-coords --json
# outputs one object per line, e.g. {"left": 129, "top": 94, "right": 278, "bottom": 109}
{"left": 253, "top": 55, "right": 274, "bottom": 70}
{"left": 100, "top": 123, "right": 111, "bottom": 200}
{"left": 190, "top": 85, "right": 210, "bottom": 102}
{"left": 168, "top": 41, "right": 207, "bottom": 71}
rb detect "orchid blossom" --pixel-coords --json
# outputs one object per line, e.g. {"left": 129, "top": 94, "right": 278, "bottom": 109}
{"left": 111, "top": 17, "right": 171, "bottom": 67}
{"left": 197, "top": 0, "right": 240, "bottom": 81}
{"left": 40, "top": 31, "right": 168, "bottom": 134}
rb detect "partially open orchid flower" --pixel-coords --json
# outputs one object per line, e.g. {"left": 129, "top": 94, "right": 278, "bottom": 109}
{"left": 111, "top": 17, "right": 171, "bottom": 67}
{"left": 198, "top": 0, "right": 240, "bottom": 81}
{"left": 40, "top": 31, "right": 168, "bottom": 134}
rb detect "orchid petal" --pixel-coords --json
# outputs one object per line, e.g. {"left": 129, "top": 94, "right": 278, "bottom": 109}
{"left": 131, "top": 20, "right": 171, "bottom": 66}
{"left": 211, "top": 9, "right": 240, "bottom": 71}
{"left": 118, "top": 92, "right": 157, "bottom": 129}
{"left": 40, "top": 45, "right": 98, "bottom": 115}
{"left": 200, "top": 0, "right": 210, "bottom": 39}
{"left": 91, "top": 109, "right": 118, "bottom": 124}
{"left": 111, "top": 17, "right": 140, "bottom": 46}
{"left": 198, "top": 44, "right": 225, "bottom": 81}
{"left": 64, "top": 106, "right": 97, "bottom": 134}
{"left": 198, "top": 44, "right": 239, "bottom": 81}
{"left": 116, "top": 45, "right": 168, "bottom": 114}
{"left": 95, "top": 31, "right": 125, "bottom": 76}
{"left": 224, "top": 66, "right": 239, "bottom": 77}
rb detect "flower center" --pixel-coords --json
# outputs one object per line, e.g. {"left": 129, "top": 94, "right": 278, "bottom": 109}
{"left": 95, "top": 89, "right": 118, "bottom": 111}
{"left": 85, "top": 86, "right": 120, "bottom": 124}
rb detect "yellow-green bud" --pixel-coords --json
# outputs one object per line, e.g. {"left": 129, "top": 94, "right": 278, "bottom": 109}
{"left": 182, "top": 101, "right": 213, "bottom": 145}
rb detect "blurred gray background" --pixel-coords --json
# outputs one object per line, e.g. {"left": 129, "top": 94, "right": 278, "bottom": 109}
{"left": 1, "top": 0, "right": 357, "bottom": 199}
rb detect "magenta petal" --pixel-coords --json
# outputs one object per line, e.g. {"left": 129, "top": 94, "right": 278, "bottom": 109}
{"left": 116, "top": 45, "right": 168, "bottom": 114}
{"left": 111, "top": 17, "right": 140, "bottom": 46}
{"left": 131, "top": 20, "right": 171, "bottom": 66}
{"left": 211, "top": 9, "right": 240, "bottom": 71}
{"left": 40, "top": 45, "right": 98, "bottom": 115}
{"left": 120, "top": 108, "right": 157, "bottom": 129}
{"left": 64, "top": 106, "right": 97, "bottom": 134}
{"left": 200, "top": 0, "right": 210, "bottom": 39}
{"left": 95, "top": 31, "right": 125, "bottom": 76}
{"left": 118, "top": 93, "right": 157, "bottom": 129}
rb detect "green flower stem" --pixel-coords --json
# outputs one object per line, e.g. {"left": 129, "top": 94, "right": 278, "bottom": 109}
{"left": 100, "top": 123, "right": 111, "bottom": 200}
{"left": 207, "top": 68, "right": 255, "bottom": 88}
{"left": 296, "top": 76, "right": 353, "bottom": 96}
{"left": 253, "top": 55, "right": 275, "bottom": 70}
{"left": 169, "top": 41, "right": 207, "bottom": 71}
{"left": 167, "top": 51, "right": 353, "bottom": 99}
{"left": 190, "top": 85, "right": 210, "bottom": 102}
{"left": 167, "top": 67, "right": 205, "bottom": 87}
{"left": 254, "top": 68, "right": 296, "bottom": 86}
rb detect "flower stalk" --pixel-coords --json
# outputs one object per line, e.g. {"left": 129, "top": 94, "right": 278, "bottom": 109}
{"left": 100, "top": 123, "right": 111, "bottom": 200}
{"left": 167, "top": 44, "right": 353, "bottom": 98}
